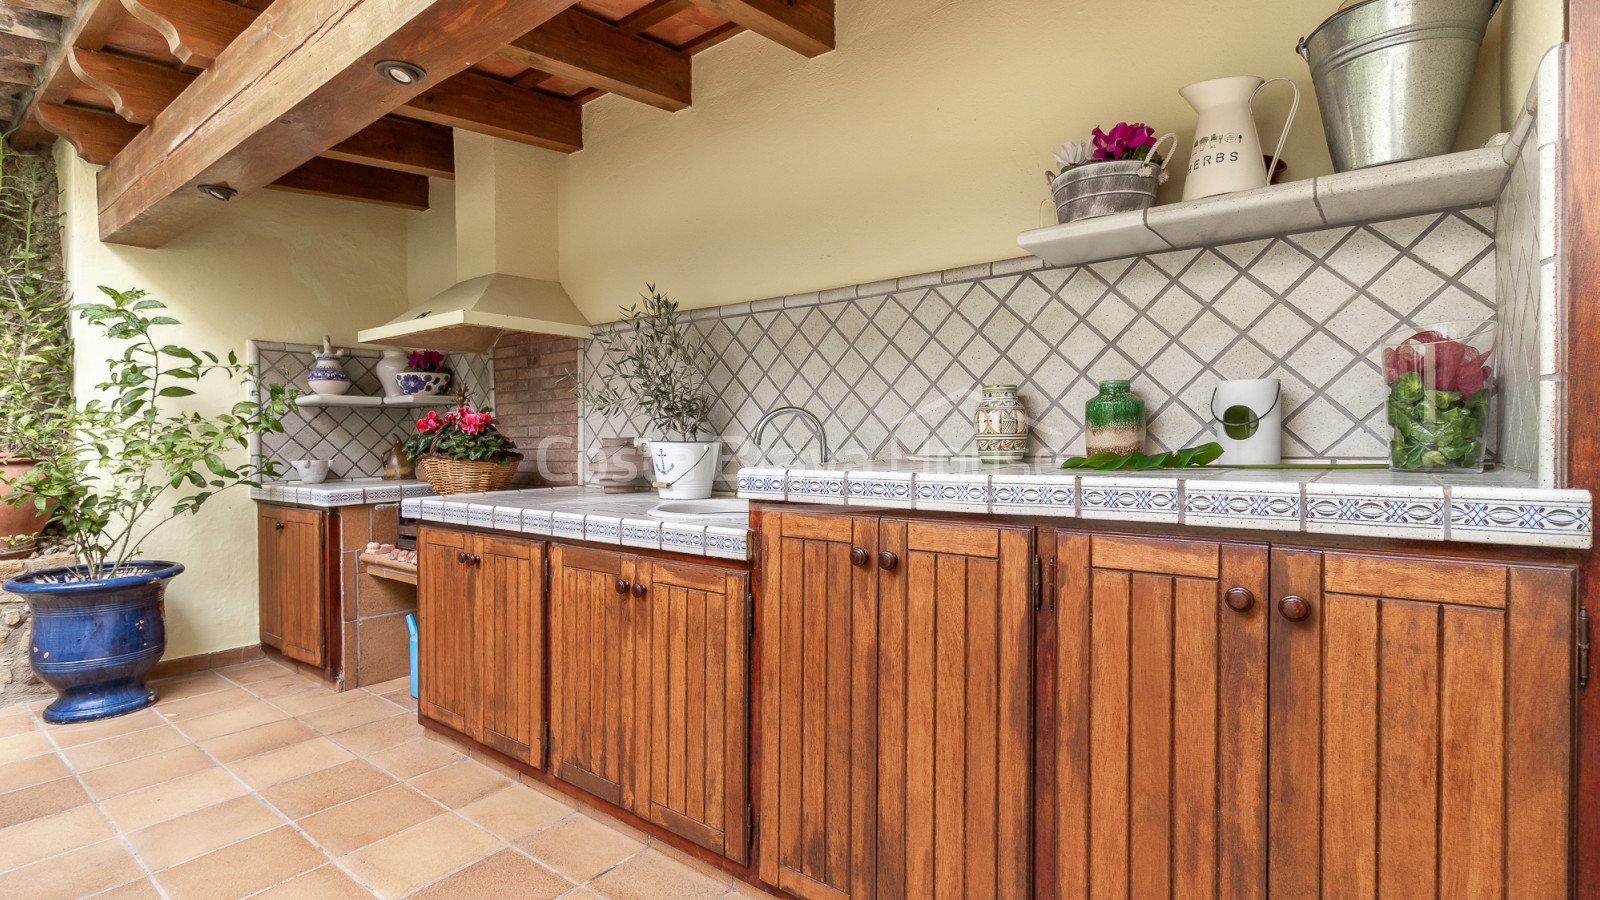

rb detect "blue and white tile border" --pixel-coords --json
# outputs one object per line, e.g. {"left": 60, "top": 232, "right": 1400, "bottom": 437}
{"left": 252, "top": 480, "right": 434, "bottom": 508}
{"left": 737, "top": 466, "right": 1592, "bottom": 548}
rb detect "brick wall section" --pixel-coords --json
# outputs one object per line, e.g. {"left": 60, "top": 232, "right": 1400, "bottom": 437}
{"left": 493, "top": 332, "right": 584, "bottom": 486}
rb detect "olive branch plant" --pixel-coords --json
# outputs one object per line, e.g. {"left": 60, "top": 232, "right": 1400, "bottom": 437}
{"left": 570, "top": 285, "right": 713, "bottom": 440}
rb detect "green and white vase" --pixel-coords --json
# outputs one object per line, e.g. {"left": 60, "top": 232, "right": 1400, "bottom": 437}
{"left": 1085, "top": 380, "right": 1144, "bottom": 455}
{"left": 975, "top": 384, "right": 1028, "bottom": 463}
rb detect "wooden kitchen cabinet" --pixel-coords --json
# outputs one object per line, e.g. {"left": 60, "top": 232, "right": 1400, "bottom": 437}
{"left": 1053, "top": 532, "right": 1269, "bottom": 900}
{"left": 417, "top": 527, "right": 547, "bottom": 766}
{"left": 549, "top": 545, "right": 751, "bottom": 861}
{"left": 758, "top": 512, "right": 1034, "bottom": 900}
{"left": 257, "top": 504, "right": 327, "bottom": 668}
{"left": 1269, "top": 549, "right": 1575, "bottom": 900}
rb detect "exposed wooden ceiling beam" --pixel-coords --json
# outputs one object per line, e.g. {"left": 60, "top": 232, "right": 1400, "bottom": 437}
{"left": 0, "top": 57, "right": 35, "bottom": 85}
{"left": 616, "top": 0, "right": 693, "bottom": 34}
{"left": 324, "top": 115, "right": 453, "bottom": 179}
{"left": 400, "top": 69, "right": 581, "bottom": 152}
{"left": 120, "top": 0, "right": 258, "bottom": 68}
{"left": 0, "top": 31, "right": 47, "bottom": 65}
{"left": 0, "top": 5, "right": 59, "bottom": 43}
{"left": 12, "top": 0, "right": 127, "bottom": 146}
{"left": 95, "top": 0, "right": 581, "bottom": 247}
{"left": 2, "top": 0, "right": 74, "bottom": 17}
{"left": 691, "top": 0, "right": 831, "bottom": 57}
{"left": 37, "top": 101, "right": 139, "bottom": 163}
{"left": 680, "top": 21, "right": 743, "bottom": 54}
{"left": 496, "top": 8, "right": 690, "bottom": 112}
{"left": 270, "top": 157, "right": 428, "bottom": 210}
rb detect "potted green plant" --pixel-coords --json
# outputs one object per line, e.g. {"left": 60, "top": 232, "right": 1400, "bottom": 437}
{"left": 1, "top": 287, "right": 296, "bottom": 723}
{"left": 0, "top": 140, "right": 70, "bottom": 559}
{"left": 573, "top": 285, "right": 717, "bottom": 499}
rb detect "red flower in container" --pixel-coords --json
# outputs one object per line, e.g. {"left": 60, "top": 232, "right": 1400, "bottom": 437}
{"left": 415, "top": 410, "right": 442, "bottom": 432}
{"left": 460, "top": 411, "right": 496, "bottom": 435}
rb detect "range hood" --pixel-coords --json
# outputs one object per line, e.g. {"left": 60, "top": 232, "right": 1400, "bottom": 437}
{"left": 357, "top": 274, "right": 592, "bottom": 354}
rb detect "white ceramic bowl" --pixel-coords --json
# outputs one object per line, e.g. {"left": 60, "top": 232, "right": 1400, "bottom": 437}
{"left": 292, "top": 460, "right": 331, "bottom": 484}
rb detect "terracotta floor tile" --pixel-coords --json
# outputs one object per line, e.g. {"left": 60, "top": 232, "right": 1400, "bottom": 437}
{"left": 148, "top": 670, "right": 232, "bottom": 702}
{"left": 588, "top": 848, "right": 730, "bottom": 900}
{"left": 327, "top": 713, "right": 421, "bottom": 756}
{"left": 44, "top": 708, "right": 167, "bottom": 747}
{"left": 364, "top": 676, "right": 412, "bottom": 695}
{"left": 217, "top": 658, "right": 295, "bottom": 682}
{"left": 409, "top": 849, "right": 573, "bottom": 900}
{"left": 0, "top": 803, "right": 114, "bottom": 872}
{"left": 515, "top": 815, "right": 644, "bottom": 883}
{"left": 409, "top": 759, "right": 512, "bottom": 809}
{"left": 228, "top": 737, "right": 354, "bottom": 790}
{"left": 250, "top": 864, "right": 376, "bottom": 900}
{"left": 243, "top": 673, "right": 322, "bottom": 699}
{"left": 269, "top": 685, "right": 352, "bottom": 717}
{"left": 0, "top": 775, "right": 91, "bottom": 830}
{"left": 63, "top": 724, "right": 187, "bottom": 771}
{"left": 0, "top": 730, "right": 56, "bottom": 765}
{"left": 339, "top": 813, "right": 502, "bottom": 900}
{"left": 200, "top": 718, "right": 316, "bottom": 763}
{"left": 155, "top": 825, "right": 325, "bottom": 900}
{"left": 0, "top": 750, "right": 70, "bottom": 794}
{"left": 79, "top": 745, "right": 215, "bottom": 801}
{"left": 379, "top": 691, "right": 419, "bottom": 713}
{"left": 126, "top": 794, "right": 283, "bottom": 871}
{"left": 100, "top": 766, "right": 249, "bottom": 832}
{"left": 365, "top": 738, "right": 462, "bottom": 780}
{"left": 87, "top": 878, "right": 164, "bottom": 899}
{"left": 0, "top": 707, "right": 37, "bottom": 740}
{"left": 457, "top": 783, "right": 574, "bottom": 842}
{"left": 261, "top": 758, "right": 396, "bottom": 819}
{"left": 297, "top": 783, "right": 444, "bottom": 856}
{"left": 299, "top": 695, "right": 405, "bottom": 735}
{"left": 0, "top": 838, "right": 146, "bottom": 900}
{"left": 172, "top": 700, "right": 287, "bottom": 742}
{"left": 152, "top": 687, "right": 256, "bottom": 722}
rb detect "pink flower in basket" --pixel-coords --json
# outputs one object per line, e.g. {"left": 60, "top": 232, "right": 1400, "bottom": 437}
{"left": 415, "top": 410, "right": 442, "bottom": 432}
{"left": 460, "top": 411, "right": 496, "bottom": 435}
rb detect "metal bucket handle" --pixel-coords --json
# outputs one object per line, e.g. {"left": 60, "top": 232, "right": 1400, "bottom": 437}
{"left": 1137, "top": 132, "right": 1179, "bottom": 184}
{"left": 1209, "top": 382, "right": 1282, "bottom": 428}
{"left": 1251, "top": 78, "right": 1299, "bottom": 185}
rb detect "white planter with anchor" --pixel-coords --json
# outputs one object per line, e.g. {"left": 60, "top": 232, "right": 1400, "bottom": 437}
{"left": 646, "top": 440, "right": 722, "bottom": 500}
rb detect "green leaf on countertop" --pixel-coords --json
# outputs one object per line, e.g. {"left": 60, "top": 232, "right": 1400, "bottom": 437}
{"left": 1060, "top": 441, "right": 1225, "bottom": 471}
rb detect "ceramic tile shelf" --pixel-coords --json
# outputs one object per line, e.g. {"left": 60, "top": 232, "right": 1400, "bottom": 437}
{"left": 1018, "top": 144, "right": 1510, "bottom": 269}
{"left": 251, "top": 478, "right": 434, "bottom": 507}
{"left": 736, "top": 461, "right": 1592, "bottom": 549}
{"left": 399, "top": 487, "right": 753, "bottom": 561}
{"left": 294, "top": 394, "right": 457, "bottom": 408}
{"left": 381, "top": 394, "right": 458, "bottom": 406}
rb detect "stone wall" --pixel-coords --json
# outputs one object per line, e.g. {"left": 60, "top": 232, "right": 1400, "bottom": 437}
{"left": 0, "top": 553, "right": 73, "bottom": 707}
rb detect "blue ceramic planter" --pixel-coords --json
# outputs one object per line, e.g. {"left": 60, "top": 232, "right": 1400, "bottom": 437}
{"left": 395, "top": 371, "right": 452, "bottom": 395}
{"left": 3, "top": 561, "right": 182, "bottom": 723}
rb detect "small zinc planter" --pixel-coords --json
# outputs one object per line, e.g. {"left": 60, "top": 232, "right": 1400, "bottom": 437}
{"left": 3, "top": 561, "right": 181, "bottom": 723}
{"left": 647, "top": 440, "right": 721, "bottom": 500}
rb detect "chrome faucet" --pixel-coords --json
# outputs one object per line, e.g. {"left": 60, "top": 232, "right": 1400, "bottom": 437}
{"left": 752, "top": 406, "right": 829, "bottom": 463}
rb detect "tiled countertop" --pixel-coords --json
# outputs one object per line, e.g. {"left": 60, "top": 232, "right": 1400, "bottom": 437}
{"left": 737, "top": 461, "right": 1593, "bottom": 549}
{"left": 401, "top": 487, "right": 752, "bottom": 561}
{"left": 251, "top": 478, "right": 435, "bottom": 507}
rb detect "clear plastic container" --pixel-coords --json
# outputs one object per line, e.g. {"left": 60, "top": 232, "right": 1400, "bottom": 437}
{"left": 1381, "top": 321, "right": 1495, "bottom": 473}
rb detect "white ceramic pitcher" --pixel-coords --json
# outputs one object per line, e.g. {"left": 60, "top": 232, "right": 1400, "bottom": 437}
{"left": 1179, "top": 76, "right": 1300, "bottom": 201}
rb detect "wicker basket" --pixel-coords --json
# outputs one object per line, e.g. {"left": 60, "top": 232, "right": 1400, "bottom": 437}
{"left": 415, "top": 453, "right": 522, "bottom": 495}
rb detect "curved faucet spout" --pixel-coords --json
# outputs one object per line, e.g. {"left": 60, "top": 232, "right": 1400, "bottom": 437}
{"left": 752, "top": 406, "right": 829, "bottom": 463}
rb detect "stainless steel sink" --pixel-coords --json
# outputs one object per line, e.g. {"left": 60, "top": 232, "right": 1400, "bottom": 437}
{"left": 647, "top": 498, "right": 748, "bottom": 521}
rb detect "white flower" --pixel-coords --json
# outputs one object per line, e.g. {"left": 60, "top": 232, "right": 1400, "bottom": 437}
{"left": 1053, "top": 139, "right": 1093, "bottom": 170}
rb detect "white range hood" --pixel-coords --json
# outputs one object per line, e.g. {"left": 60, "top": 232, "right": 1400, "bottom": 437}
{"left": 358, "top": 274, "right": 592, "bottom": 354}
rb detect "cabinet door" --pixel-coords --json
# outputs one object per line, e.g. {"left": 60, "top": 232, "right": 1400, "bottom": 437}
{"left": 550, "top": 544, "right": 633, "bottom": 805}
{"left": 257, "top": 506, "right": 284, "bottom": 651}
{"left": 635, "top": 558, "right": 750, "bottom": 862}
{"left": 473, "top": 535, "right": 547, "bottom": 767}
{"left": 877, "top": 519, "right": 1033, "bottom": 900}
{"left": 1053, "top": 533, "right": 1268, "bottom": 900}
{"left": 1269, "top": 550, "right": 1574, "bottom": 899}
{"left": 277, "top": 506, "right": 326, "bottom": 667}
{"left": 759, "top": 512, "right": 878, "bottom": 900}
{"left": 418, "top": 528, "right": 475, "bottom": 733}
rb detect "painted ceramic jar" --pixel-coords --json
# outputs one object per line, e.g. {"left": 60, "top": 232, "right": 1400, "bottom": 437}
{"left": 975, "top": 384, "right": 1028, "bottom": 463}
{"left": 1085, "top": 380, "right": 1144, "bottom": 455}
{"left": 396, "top": 371, "right": 452, "bottom": 395}
{"left": 374, "top": 348, "right": 408, "bottom": 398}
{"left": 307, "top": 336, "right": 351, "bottom": 396}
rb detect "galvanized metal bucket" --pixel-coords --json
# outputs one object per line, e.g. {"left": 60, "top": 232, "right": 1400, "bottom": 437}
{"left": 1298, "top": 0, "right": 1502, "bottom": 172}
{"left": 1050, "top": 134, "right": 1176, "bottom": 224}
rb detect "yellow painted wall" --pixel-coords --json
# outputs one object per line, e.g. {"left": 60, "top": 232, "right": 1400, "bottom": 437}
{"left": 1505, "top": 0, "right": 1566, "bottom": 122}
{"left": 555, "top": 0, "right": 1555, "bottom": 320}
{"left": 56, "top": 146, "right": 411, "bottom": 659}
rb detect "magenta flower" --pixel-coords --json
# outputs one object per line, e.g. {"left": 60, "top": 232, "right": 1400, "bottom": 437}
{"left": 407, "top": 350, "right": 444, "bottom": 372}
{"left": 460, "top": 411, "right": 496, "bottom": 435}
{"left": 415, "top": 410, "right": 442, "bottom": 432}
{"left": 1092, "top": 122, "right": 1157, "bottom": 161}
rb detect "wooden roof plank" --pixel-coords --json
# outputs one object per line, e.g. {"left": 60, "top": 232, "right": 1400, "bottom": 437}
{"left": 616, "top": 0, "right": 692, "bottom": 34}
{"left": 0, "top": 5, "right": 59, "bottom": 43}
{"left": 0, "top": 31, "right": 48, "bottom": 65}
{"left": 269, "top": 156, "right": 429, "bottom": 210}
{"left": 325, "top": 115, "right": 454, "bottom": 179}
{"left": 120, "top": 0, "right": 259, "bottom": 68}
{"left": 2, "top": 0, "right": 73, "bottom": 17}
{"left": 400, "top": 69, "right": 581, "bottom": 152}
{"left": 497, "top": 8, "right": 690, "bottom": 112}
{"left": 95, "top": 0, "right": 581, "bottom": 247}
{"left": 690, "top": 0, "right": 830, "bottom": 57}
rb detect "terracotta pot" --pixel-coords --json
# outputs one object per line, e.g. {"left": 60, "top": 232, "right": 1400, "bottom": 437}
{"left": 0, "top": 458, "right": 50, "bottom": 560}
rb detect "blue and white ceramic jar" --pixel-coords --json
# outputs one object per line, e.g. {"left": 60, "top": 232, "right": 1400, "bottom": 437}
{"left": 307, "top": 336, "right": 351, "bottom": 396}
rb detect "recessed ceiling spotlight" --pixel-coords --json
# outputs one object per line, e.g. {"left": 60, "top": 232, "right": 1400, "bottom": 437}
{"left": 375, "top": 60, "right": 427, "bottom": 86}
{"left": 197, "top": 184, "right": 237, "bottom": 201}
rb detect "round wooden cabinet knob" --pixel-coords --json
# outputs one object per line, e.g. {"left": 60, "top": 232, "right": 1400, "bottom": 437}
{"left": 274, "top": 521, "right": 284, "bottom": 531}
{"left": 850, "top": 547, "right": 870, "bottom": 567}
{"left": 615, "top": 578, "right": 631, "bottom": 595}
{"left": 878, "top": 551, "right": 899, "bottom": 571}
{"left": 632, "top": 582, "right": 648, "bottom": 599}
{"left": 1224, "top": 587, "right": 1255, "bottom": 612}
{"left": 457, "top": 551, "right": 468, "bottom": 563}
{"left": 1278, "top": 595, "right": 1311, "bottom": 621}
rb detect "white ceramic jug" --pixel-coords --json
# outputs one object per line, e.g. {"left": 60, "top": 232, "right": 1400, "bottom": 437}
{"left": 1179, "top": 76, "right": 1300, "bottom": 201}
